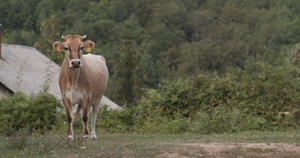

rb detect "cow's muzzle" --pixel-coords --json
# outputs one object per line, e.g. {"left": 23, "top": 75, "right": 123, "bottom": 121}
{"left": 69, "top": 59, "right": 82, "bottom": 68}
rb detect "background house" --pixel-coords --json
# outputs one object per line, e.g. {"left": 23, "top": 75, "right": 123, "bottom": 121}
{"left": 0, "top": 43, "right": 119, "bottom": 110}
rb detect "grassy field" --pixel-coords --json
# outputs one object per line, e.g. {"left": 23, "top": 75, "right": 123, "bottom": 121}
{"left": 0, "top": 130, "right": 299, "bottom": 158}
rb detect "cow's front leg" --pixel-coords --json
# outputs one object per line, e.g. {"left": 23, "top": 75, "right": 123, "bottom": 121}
{"left": 82, "top": 98, "right": 91, "bottom": 139}
{"left": 62, "top": 96, "right": 74, "bottom": 139}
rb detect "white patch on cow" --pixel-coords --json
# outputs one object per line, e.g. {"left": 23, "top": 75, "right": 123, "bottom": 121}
{"left": 73, "top": 91, "right": 84, "bottom": 103}
{"left": 65, "top": 91, "right": 84, "bottom": 105}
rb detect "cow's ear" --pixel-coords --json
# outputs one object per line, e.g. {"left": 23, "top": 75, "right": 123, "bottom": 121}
{"left": 83, "top": 40, "right": 95, "bottom": 52}
{"left": 53, "top": 41, "right": 64, "bottom": 52}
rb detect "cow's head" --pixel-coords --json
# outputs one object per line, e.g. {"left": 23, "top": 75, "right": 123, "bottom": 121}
{"left": 53, "top": 33, "right": 95, "bottom": 69}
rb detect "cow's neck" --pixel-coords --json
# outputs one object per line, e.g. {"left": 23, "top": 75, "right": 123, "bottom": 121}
{"left": 64, "top": 61, "right": 81, "bottom": 92}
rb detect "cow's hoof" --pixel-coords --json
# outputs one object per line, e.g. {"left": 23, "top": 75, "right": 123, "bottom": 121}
{"left": 68, "top": 135, "right": 74, "bottom": 140}
{"left": 83, "top": 134, "right": 89, "bottom": 139}
{"left": 90, "top": 135, "right": 97, "bottom": 140}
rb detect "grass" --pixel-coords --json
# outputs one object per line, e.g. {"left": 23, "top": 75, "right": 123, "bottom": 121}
{"left": 0, "top": 130, "right": 299, "bottom": 158}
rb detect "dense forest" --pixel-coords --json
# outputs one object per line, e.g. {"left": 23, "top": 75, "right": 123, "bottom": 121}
{"left": 1, "top": 0, "right": 300, "bottom": 104}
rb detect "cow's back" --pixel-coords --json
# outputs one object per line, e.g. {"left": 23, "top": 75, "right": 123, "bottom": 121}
{"left": 80, "top": 54, "right": 109, "bottom": 100}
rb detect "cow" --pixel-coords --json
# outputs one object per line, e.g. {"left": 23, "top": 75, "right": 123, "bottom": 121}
{"left": 53, "top": 33, "right": 108, "bottom": 140}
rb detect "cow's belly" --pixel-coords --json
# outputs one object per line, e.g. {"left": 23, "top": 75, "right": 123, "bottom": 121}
{"left": 65, "top": 91, "right": 84, "bottom": 105}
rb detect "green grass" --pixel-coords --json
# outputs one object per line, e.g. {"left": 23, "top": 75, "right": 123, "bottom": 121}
{"left": 0, "top": 130, "right": 299, "bottom": 158}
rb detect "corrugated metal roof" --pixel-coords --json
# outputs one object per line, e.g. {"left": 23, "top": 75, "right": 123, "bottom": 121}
{"left": 0, "top": 43, "right": 120, "bottom": 110}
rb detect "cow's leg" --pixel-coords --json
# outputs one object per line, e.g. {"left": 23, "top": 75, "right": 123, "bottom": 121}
{"left": 62, "top": 96, "right": 74, "bottom": 139}
{"left": 82, "top": 98, "right": 91, "bottom": 139}
{"left": 91, "top": 101, "right": 100, "bottom": 140}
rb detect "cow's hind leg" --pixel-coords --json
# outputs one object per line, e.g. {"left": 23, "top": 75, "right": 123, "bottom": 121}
{"left": 82, "top": 98, "right": 91, "bottom": 139}
{"left": 81, "top": 107, "right": 90, "bottom": 139}
{"left": 91, "top": 102, "right": 100, "bottom": 140}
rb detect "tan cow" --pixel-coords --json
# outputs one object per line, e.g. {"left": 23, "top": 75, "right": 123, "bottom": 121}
{"left": 53, "top": 33, "right": 108, "bottom": 139}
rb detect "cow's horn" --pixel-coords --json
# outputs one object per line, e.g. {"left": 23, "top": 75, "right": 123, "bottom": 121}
{"left": 60, "top": 31, "right": 65, "bottom": 39}
{"left": 82, "top": 33, "right": 89, "bottom": 39}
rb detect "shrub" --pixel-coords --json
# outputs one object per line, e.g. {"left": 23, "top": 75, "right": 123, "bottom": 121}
{"left": 0, "top": 91, "right": 62, "bottom": 134}
{"left": 97, "top": 56, "right": 300, "bottom": 134}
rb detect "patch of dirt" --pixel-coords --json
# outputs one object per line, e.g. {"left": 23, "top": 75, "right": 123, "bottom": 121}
{"left": 157, "top": 143, "right": 300, "bottom": 158}
{"left": 157, "top": 153, "right": 190, "bottom": 158}
{"left": 180, "top": 143, "right": 300, "bottom": 157}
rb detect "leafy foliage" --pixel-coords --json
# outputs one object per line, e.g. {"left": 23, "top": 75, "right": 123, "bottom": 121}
{"left": 97, "top": 51, "right": 300, "bottom": 134}
{"left": 108, "top": 15, "right": 147, "bottom": 104}
{"left": 0, "top": 91, "right": 62, "bottom": 135}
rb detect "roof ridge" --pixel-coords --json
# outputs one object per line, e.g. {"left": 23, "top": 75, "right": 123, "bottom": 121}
{"left": 1, "top": 43, "right": 37, "bottom": 50}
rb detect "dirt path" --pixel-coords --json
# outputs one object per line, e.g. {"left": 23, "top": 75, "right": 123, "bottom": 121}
{"left": 158, "top": 143, "right": 300, "bottom": 158}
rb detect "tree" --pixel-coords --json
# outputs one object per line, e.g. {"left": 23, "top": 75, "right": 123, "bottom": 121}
{"left": 34, "top": 15, "right": 63, "bottom": 64}
{"left": 109, "top": 16, "right": 146, "bottom": 105}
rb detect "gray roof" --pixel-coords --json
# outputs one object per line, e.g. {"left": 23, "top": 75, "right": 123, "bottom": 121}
{"left": 0, "top": 43, "right": 119, "bottom": 110}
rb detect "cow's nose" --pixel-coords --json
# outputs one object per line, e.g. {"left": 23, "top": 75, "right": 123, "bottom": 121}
{"left": 71, "top": 60, "right": 81, "bottom": 66}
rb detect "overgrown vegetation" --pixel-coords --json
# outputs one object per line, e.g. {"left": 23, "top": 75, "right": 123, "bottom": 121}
{"left": 0, "top": 91, "right": 62, "bottom": 135}
{"left": 97, "top": 47, "right": 300, "bottom": 134}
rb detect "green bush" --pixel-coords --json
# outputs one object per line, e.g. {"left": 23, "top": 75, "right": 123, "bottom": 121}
{"left": 0, "top": 91, "right": 62, "bottom": 134}
{"left": 97, "top": 54, "right": 300, "bottom": 134}
{"left": 97, "top": 105, "right": 136, "bottom": 133}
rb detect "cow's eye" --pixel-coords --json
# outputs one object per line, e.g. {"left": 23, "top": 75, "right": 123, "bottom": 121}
{"left": 65, "top": 47, "right": 68, "bottom": 50}
{"left": 80, "top": 47, "right": 84, "bottom": 50}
